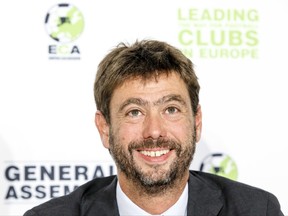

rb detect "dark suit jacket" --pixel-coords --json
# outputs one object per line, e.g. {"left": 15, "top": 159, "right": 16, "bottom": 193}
{"left": 23, "top": 171, "right": 284, "bottom": 216}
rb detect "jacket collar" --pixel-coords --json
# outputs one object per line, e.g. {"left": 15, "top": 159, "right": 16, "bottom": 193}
{"left": 81, "top": 171, "right": 223, "bottom": 216}
{"left": 187, "top": 171, "right": 223, "bottom": 215}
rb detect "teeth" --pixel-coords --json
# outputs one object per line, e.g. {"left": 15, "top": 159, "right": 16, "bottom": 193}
{"left": 140, "top": 149, "right": 170, "bottom": 157}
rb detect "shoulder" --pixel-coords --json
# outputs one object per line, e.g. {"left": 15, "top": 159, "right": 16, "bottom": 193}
{"left": 189, "top": 170, "right": 283, "bottom": 214}
{"left": 189, "top": 170, "right": 275, "bottom": 198}
{"left": 190, "top": 170, "right": 267, "bottom": 193}
{"left": 23, "top": 175, "right": 117, "bottom": 216}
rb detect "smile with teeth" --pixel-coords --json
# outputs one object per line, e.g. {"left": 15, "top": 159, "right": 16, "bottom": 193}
{"left": 139, "top": 149, "right": 170, "bottom": 157}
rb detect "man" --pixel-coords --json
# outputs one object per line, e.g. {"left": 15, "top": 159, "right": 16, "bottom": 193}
{"left": 24, "top": 39, "right": 284, "bottom": 215}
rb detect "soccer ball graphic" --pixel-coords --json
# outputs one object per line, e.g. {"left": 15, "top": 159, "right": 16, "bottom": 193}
{"left": 45, "top": 3, "right": 84, "bottom": 43}
{"left": 200, "top": 153, "right": 238, "bottom": 180}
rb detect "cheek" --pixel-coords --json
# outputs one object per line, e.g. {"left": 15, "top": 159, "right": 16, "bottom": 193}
{"left": 168, "top": 120, "right": 194, "bottom": 141}
{"left": 114, "top": 123, "right": 142, "bottom": 144}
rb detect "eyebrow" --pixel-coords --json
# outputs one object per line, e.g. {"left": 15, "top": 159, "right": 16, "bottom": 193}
{"left": 118, "top": 94, "right": 187, "bottom": 112}
{"left": 153, "top": 94, "right": 187, "bottom": 106}
{"left": 119, "top": 98, "right": 148, "bottom": 112}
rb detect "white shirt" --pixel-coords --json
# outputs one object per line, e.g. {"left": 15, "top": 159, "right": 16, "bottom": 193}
{"left": 116, "top": 181, "right": 188, "bottom": 216}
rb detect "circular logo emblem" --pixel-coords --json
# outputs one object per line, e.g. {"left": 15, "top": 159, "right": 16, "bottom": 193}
{"left": 200, "top": 153, "right": 238, "bottom": 180}
{"left": 45, "top": 3, "right": 84, "bottom": 43}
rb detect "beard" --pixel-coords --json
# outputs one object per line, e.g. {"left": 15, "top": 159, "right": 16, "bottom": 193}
{"left": 108, "top": 128, "right": 196, "bottom": 195}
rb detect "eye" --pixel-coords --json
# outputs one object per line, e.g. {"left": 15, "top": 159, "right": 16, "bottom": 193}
{"left": 165, "top": 106, "right": 179, "bottom": 115}
{"left": 127, "top": 109, "right": 142, "bottom": 117}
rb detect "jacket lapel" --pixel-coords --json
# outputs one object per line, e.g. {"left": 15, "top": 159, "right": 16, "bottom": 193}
{"left": 81, "top": 176, "right": 119, "bottom": 216}
{"left": 187, "top": 172, "right": 223, "bottom": 216}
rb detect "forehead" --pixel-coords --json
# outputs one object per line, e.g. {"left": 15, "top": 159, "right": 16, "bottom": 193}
{"left": 110, "top": 72, "right": 190, "bottom": 105}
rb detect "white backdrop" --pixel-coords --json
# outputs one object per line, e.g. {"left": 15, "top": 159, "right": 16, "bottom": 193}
{"left": 0, "top": 0, "right": 287, "bottom": 215}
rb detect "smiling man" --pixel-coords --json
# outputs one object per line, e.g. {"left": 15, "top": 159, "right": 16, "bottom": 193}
{"left": 97, "top": 72, "right": 199, "bottom": 215}
{"left": 24, "top": 40, "right": 283, "bottom": 216}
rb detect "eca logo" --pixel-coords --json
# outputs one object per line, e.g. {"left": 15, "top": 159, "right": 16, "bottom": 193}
{"left": 200, "top": 153, "right": 238, "bottom": 181}
{"left": 45, "top": 3, "right": 84, "bottom": 58}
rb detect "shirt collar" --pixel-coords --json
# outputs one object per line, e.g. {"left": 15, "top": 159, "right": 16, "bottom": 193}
{"left": 116, "top": 181, "right": 188, "bottom": 216}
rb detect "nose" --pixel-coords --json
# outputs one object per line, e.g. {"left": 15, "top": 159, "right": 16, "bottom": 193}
{"left": 142, "top": 112, "right": 167, "bottom": 139}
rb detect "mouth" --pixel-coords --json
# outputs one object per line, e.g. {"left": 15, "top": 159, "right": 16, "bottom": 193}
{"left": 135, "top": 148, "right": 174, "bottom": 164}
{"left": 138, "top": 149, "right": 170, "bottom": 157}
{"left": 129, "top": 138, "right": 178, "bottom": 163}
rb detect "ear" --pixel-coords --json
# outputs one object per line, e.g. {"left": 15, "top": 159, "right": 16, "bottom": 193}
{"left": 195, "top": 105, "right": 202, "bottom": 143}
{"left": 95, "top": 111, "right": 110, "bottom": 149}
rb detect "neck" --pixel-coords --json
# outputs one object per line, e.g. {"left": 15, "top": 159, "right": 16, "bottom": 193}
{"left": 118, "top": 171, "right": 189, "bottom": 215}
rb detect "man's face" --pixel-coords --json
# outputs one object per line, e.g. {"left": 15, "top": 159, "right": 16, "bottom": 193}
{"left": 96, "top": 72, "right": 202, "bottom": 193}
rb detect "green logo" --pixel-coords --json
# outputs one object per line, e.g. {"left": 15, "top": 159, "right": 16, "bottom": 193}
{"left": 200, "top": 153, "right": 238, "bottom": 181}
{"left": 45, "top": 3, "right": 84, "bottom": 43}
{"left": 177, "top": 7, "right": 259, "bottom": 59}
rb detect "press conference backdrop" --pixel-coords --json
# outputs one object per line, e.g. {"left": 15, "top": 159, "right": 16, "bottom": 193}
{"left": 0, "top": 0, "right": 287, "bottom": 215}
